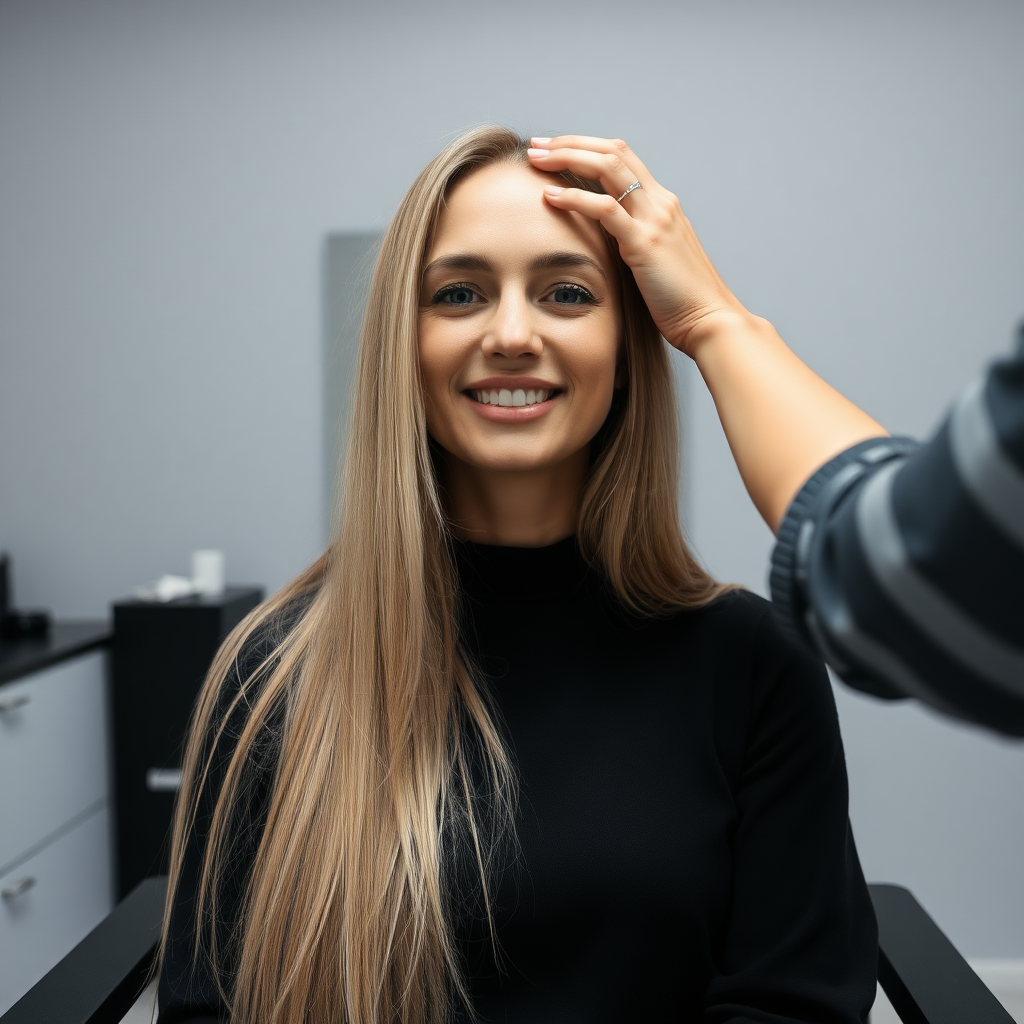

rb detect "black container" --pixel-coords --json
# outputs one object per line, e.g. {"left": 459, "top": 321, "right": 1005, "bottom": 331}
{"left": 111, "top": 586, "right": 262, "bottom": 897}
{"left": 0, "top": 551, "right": 52, "bottom": 637}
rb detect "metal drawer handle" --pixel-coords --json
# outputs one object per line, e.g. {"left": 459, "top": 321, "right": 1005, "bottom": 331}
{"left": 0, "top": 693, "right": 30, "bottom": 713}
{"left": 1, "top": 876, "right": 36, "bottom": 898}
{"left": 147, "top": 767, "right": 183, "bottom": 792}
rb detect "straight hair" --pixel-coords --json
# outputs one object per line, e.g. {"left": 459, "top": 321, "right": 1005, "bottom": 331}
{"left": 158, "top": 126, "right": 730, "bottom": 1024}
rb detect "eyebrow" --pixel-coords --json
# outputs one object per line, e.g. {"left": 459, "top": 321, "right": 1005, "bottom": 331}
{"left": 532, "top": 251, "right": 607, "bottom": 279}
{"left": 422, "top": 250, "right": 607, "bottom": 281}
{"left": 422, "top": 253, "right": 492, "bottom": 276}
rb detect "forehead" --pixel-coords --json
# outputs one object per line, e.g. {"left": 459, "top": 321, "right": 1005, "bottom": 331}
{"left": 427, "top": 161, "right": 612, "bottom": 269}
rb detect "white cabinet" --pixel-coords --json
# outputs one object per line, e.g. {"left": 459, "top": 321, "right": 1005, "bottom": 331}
{"left": 0, "top": 648, "right": 114, "bottom": 1015}
{"left": 0, "top": 650, "right": 110, "bottom": 871}
{"left": 0, "top": 806, "right": 114, "bottom": 1014}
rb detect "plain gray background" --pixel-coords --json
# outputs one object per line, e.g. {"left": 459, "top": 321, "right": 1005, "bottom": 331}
{"left": 1, "top": 0, "right": 1022, "bottom": 957}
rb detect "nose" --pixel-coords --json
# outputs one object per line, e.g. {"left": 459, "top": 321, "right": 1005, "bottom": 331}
{"left": 481, "top": 292, "right": 543, "bottom": 359}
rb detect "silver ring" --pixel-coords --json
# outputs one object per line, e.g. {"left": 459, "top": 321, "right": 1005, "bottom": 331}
{"left": 616, "top": 181, "right": 642, "bottom": 203}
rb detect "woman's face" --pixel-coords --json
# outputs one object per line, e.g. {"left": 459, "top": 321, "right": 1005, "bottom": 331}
{"left": 418, "top": 161, "right": 622, "bottom": 476}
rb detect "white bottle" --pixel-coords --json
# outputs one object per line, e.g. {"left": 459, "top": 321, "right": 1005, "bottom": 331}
{"left": 191, "top": 549, "right": 225, "bottom": 597}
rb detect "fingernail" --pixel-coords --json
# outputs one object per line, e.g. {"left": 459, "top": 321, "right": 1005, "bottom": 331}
{"left": 531, "top": 137, "right": 552, "bottom": 146}
{"left": 527, "top": 148, "right": 550, "bottom": 159}
{"left": 543, "top": 186, "right": 564, "bottom": 197}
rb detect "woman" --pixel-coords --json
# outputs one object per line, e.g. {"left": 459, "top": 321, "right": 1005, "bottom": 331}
{"left": 157, "top": 128, "right": 877, "bottom": 1024}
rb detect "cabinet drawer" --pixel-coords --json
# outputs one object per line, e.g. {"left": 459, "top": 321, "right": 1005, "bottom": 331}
{"left": 0, "top": 804, "right": 114, "bottom": 1015}
{"left": 0, "top": 650, "right": 110, "bottom": 870}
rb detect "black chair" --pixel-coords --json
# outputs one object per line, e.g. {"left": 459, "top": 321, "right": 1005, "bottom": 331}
{"left": 0, "top": 878, "right": 1015, "bottom": 1024}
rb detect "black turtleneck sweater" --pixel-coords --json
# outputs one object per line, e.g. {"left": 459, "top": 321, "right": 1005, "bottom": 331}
{"left": 158, "top": 539, "right": 877, "bottom": 1024}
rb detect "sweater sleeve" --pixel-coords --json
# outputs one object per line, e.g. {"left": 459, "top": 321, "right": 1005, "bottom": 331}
{"left": 770, "top": 328, "right": 1024, "bottom": 736}
{"left": 156, "top": 625, "right": 284, "bottom": 1024}
{"left": 705, "top": 604, "right": 878, "bottom": 1024}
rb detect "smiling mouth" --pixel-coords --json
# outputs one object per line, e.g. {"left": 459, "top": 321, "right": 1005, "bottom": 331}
{"left": 466, "top": 387, "right": 561, "bottom": 408}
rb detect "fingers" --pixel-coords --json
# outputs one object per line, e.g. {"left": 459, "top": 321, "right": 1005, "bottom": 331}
{"left": 530, "top": 136, "right": 735, "bottom": 355}
{"left": 529, "top": 144, "right": 651, "bottom": 214}
{"left": 533, "top": 135, "right": 655, "bottom": 187}
{"left": 541, "top": 184, "right": 643, "bottom": 247}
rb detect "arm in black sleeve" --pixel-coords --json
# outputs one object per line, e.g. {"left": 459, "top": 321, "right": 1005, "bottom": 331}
{"left": 706, "top": 602, "right": 877, "bottom": 1024}
{"left": 770, "top": 327, "right": 1024, "bottom": 736}
{"left": 156, "top": 626, "right": 285, "bottom": 1024}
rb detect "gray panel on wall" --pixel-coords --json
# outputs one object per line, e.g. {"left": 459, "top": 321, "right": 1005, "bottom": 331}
{"left": 323, "top": 233, "right": 382, "bottom": 528}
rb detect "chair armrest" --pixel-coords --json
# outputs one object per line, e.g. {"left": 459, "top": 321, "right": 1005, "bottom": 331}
{"left": 870, "top": 883, "right": 1014, "bottom": 1024}
{"left": 0, "top": 876, "right": 167, "bottom": 1024}
{"left": 3, "top": 877, "right": 1010, "bottom": 1024}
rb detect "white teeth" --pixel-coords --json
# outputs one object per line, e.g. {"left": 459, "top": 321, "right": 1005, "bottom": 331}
{"left": 473, "top": 387, "right": 554, "bottom": 406}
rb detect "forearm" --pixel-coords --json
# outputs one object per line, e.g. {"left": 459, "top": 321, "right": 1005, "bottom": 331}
{"left": 689, "top": 310, "right": 888, "bottom": 532}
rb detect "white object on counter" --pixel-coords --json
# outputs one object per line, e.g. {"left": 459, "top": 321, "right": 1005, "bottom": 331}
{"left": 145, "top": 767, "right": 183, "bottom": 793}
{"left": 132, "top": 575, "right": 197, "bottom": 603}
{"left": 191, "top": 550, "right": 225, "bottom": 596}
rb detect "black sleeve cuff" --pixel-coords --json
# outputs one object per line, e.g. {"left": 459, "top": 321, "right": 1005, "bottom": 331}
{"left": 769, "top": 436, "right": 920, "bottom": 650}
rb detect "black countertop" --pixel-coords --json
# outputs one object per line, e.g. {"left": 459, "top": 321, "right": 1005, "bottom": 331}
{"left": 0, "top": 620, "right": 111, "bottom": 687}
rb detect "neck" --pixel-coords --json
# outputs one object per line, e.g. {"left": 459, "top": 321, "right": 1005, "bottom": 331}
{"left": 442, "top": 448, "right": 589, "bottom": 547}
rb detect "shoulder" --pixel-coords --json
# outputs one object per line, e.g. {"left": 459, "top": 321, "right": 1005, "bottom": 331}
{"left": 685, "top": 588, "right": 799, "bottom": 664}
{"left": 693, "top": 587, "right": 771, "bottom": 632}
{"left": 636, "top": 587, "right": 791, "bottom": 663}
{"left": 639, "top": 587, "right": 831, "bottom": 702}
{"left": 203, "top": 589, "right": 316, "bottom": 753}
{"left": 685, "top": 589, "right": 836, "bottom": 724}
{"left": 222, "top": 590, "right": 315, "bottom": 695}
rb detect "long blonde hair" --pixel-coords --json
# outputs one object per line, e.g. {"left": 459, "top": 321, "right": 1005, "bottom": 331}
{"left": 158, "top": 126, "right": 729, "bottom": 1024}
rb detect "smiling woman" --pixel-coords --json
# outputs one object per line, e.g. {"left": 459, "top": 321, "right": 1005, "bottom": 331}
{"left": 418, "top": 160, "right": 623, "bottom": 546}
{"left": 155, "top": 127, "right": 878, "bottom": 1024}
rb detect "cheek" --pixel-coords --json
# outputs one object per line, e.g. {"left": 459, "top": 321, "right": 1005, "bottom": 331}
{"left": 417, "top": 337, "right": 448, "bottom": 449}
{"left": 417, "top": 324, "right": 456, "bottom": 407}
{"left": 417, "top": 321, "right": 479, "bottom": 457}
{"left": 575, "top": 365, "right": 617, "bottom": 437}
{"left": 554, "top": 331, "right": 620, "bottom": 449}
{"left": 568, "top": 326, "right": 620, "bottom": 399}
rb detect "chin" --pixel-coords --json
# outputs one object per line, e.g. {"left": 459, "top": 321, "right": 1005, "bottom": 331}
{"left": 460, "top": 443, "right": 568, "bottom": 474}
{"left": 469, "top": 455, "right": 560, "bottom": 473}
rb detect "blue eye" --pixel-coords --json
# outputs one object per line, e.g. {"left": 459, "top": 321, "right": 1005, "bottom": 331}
{"left": 550, "top": 284, "right": 595, "bottom": 305}
{"left": 435, "top": 284, "right": 478, "bottom": 306}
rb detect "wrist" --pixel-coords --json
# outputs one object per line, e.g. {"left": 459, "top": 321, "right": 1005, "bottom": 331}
{"left": 685, "top": 308, "right": 777, "bottom": 366}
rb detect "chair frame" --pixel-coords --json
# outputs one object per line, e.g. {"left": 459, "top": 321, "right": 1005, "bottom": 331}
{"left": 1, "top": 877, "right": 164, "bottom": 1024}
{"left": 0, "top": 879, "right": 1015, "bottom": 1023}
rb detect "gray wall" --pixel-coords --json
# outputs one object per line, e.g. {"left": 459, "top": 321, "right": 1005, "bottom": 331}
{"left": 2, "top": 0, "right": 1023, "bottom": 955}
{"left": 322, "top": 233, "right": 379, "bottom": 528}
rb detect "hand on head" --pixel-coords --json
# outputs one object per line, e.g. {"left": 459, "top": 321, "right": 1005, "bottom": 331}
{"left": 527, "top": 135, "right": 751, "bottom": 357}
